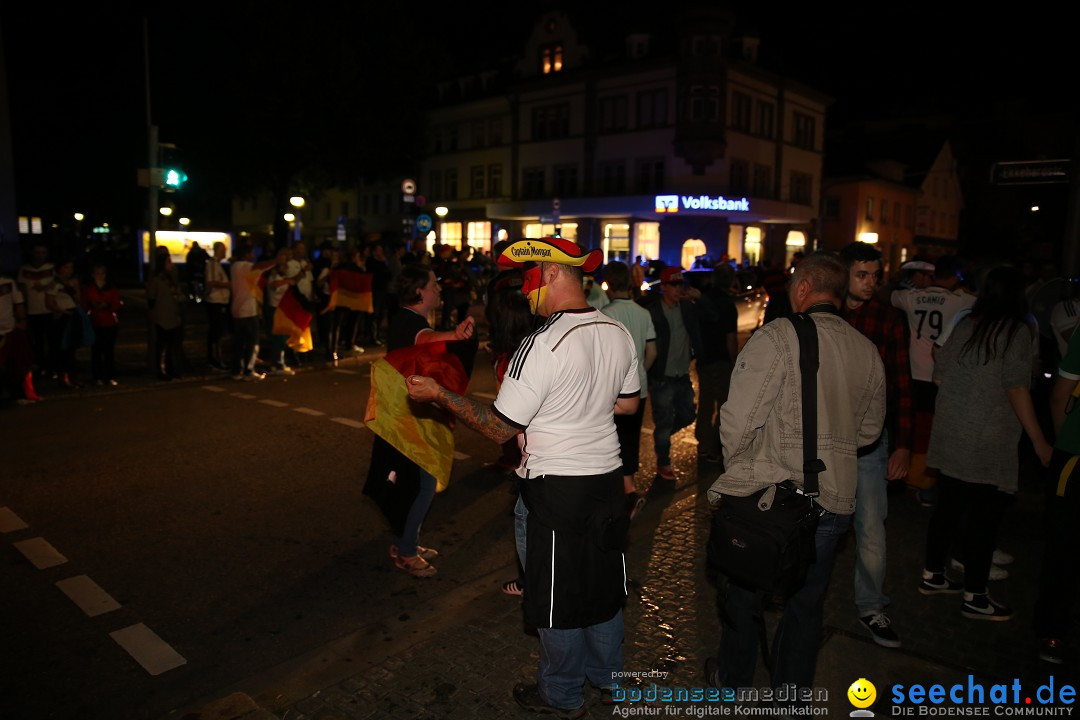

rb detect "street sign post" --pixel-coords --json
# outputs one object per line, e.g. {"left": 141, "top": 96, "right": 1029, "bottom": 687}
{"left": 990, "top": 159, "right": 1070, "bottom": 185}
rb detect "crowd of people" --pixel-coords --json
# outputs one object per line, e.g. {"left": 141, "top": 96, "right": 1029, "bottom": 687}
{"left": 2, "top": 235, "right": 1079, "bottom": 714}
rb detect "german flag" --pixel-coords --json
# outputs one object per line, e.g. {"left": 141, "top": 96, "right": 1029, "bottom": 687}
{"left": 245, "top": 260, "right": 276, "bottom": 306}
{"left": 364, "top": 341, "right": 470, "bottom": 491}
{"left": 272, "top": 286, "right": 314, "bottom": 352}
{"left": 322, "top": 267, "right": 373, "bottom": 313}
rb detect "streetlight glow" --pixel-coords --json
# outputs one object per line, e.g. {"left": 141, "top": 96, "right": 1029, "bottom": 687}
{"left": 289, "top": 196, "right": 306, "bottom": 208}
{"left": 435, "top": 206, "right": 449, "bottom": 217}
{"left": 159, "top": 207, "right": 173, "bottom": 216}
{"left": 178, "top": 217, "right": 191, "bottom": 226}
{"left": 73, "top": 212, "right": 84, "bottom": 221}
{"left": 283, "top": 212, "right": 296, "bottom": 222}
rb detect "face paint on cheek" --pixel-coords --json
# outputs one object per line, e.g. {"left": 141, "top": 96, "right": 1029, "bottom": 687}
{"left": 522, "top": 266, "right": 546, "bottom": 313}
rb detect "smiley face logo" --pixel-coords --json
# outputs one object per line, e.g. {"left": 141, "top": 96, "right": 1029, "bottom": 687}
{"left": 848, "top": 678, "right": 877, "bottom": 712}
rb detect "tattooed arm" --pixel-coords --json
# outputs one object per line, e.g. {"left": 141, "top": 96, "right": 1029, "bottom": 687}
{"left": 406, "top": 375, "right": 518, "bottom": 444}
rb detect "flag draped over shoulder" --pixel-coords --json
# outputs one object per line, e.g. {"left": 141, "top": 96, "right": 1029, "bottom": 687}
{"left": 364, "top": 341, "right": 470, "bottom": 491}
{"left": 322, "top": 267, "right": 373, "bottom": 313}
{"left": 245, "top": 260, "right": 275, "bottom": 306}
{"left": 273, "top": 286, "right": 314, "bottom": 352}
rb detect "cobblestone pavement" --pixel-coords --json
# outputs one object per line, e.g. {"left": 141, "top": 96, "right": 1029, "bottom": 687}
{"left": 194, "top": 442, "right": 1074, "bottom": 720}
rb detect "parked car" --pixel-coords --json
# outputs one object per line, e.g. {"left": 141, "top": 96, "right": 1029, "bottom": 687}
{"left": 643, "top": 266, "right": 768, "bottom": 333}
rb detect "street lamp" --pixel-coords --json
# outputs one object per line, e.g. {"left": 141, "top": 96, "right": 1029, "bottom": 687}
{"left": 178, "top": 217, "right": 191, "bottom": 227}
{"left": 283, "top": 212, "right": 295, "bottom": 223}
{"left": 435, "top": 206, "right": 448, "bottom": 217}
{"left": 159, "top": 207, "right": 173, "bottom": 217}
{"left": 289, "top": 196, "right": 305, "bottom": 245}
{"left": 73, "top": 212, "right": 84, "bottom": 222}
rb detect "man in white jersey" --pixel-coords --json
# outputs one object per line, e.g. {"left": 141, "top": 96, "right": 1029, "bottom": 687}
{"left": 16, "top": 242, "right": 55, "bottom": 376}
{"left": 407, "top": 237, "right": 639, "bottom": 718}
{"left": 891, "top": 255, "right": 974, "bottom": 496}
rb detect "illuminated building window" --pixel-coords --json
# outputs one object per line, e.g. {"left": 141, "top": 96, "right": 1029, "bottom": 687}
{"left": 604, "top": 223, "right": 630, "bottom": 263}
{"left": 541, "top": 43, "right": 563, "bottom": 74}
{"left": 524, "top": 223, "right": 578, "bottom": 242}
{"left": 634, "top": 223, "right": 659, "bottom": 261}
{"left": 744, "top": 226, "right": 762, "bottom": 266}
{"left": 681, "top": 238, "right": 707, "bottom": 270}
{"left": 466, "top": 222, "right": 491, "bottom": 253}
{"left": 439, "top": 222, "right": 462, "bottom": 250}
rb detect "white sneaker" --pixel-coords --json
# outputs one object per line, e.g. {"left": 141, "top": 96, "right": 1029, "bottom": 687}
{"left": 949, "top": 558, "right": 1009, "bottom": 581}
{"left": 992, "top": 549, "right": 1014, "bottom": 565}
{"left": 273, "top": 366, "right": 296, "bottom": 376}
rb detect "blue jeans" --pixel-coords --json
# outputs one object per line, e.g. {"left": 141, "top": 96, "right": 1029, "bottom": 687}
{"left": 649, "top": 375, "right": 696, "bottom": 467}
{"left": 713, "top": 511, "right": 851, "bottom": 690}
{"left": 854, "top": 428, "right": 890, "bottom": 616}
{"left": 396, "top": 469, "right": 437, "bottom": 556}
{"left": 537, "top": 609, "right": 623, "bottom": 710}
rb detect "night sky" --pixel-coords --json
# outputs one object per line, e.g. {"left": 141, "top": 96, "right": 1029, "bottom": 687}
{"left": 3, "top": 3, "right": 1077, "bottom": 245}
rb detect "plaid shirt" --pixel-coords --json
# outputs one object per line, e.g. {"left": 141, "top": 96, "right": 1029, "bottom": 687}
{"left": 842, "top": 296, "right": 913, "bottom": 451}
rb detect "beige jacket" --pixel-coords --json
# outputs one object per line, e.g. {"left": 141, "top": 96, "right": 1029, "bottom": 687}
{"left": 707, "top": 312, "right": 885, "bottom": 515}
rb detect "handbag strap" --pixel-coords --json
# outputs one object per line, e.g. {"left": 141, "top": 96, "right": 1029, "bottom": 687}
{"left": 790, "top": 311, "right": 828, "bottom": 497}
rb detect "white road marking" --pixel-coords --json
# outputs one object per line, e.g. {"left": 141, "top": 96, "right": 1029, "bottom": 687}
{"left": 259, "top": 399, "right": 289, "bottom": 408}
{"left": 330, "top": 417, "right": 365, "bottom": 429}
{"left": 472, "top": 392, "right": 497, "bottom": 400}
{"left": 0, "top": 507, "right": 28, "bottom": 533}
{"left": 56, "top": 575, "right": 121, "bottom": 617}
{"left": 109, "top": 623, "right": 187, "bottom": 675}
{"left": 230, "top": 392, "right": 256, "bottom": 400}
{"left": 293, "top": 407, "right": 325, "bottom": 416}
{"left": 453, "top": 451, "right": 470, "bottom": 460}
{"left": 13, "top": 537, "right": 68, "bottom": 569}
{"left": 333, "top": 369, "right": 358, "bottom": 375}
{"left": 201, "top": 385, "right": 228, "bottom": 393}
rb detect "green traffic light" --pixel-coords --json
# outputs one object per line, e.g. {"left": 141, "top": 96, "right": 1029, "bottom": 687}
{"left": 165, "top": 168, "right": 188, "bottom": 188}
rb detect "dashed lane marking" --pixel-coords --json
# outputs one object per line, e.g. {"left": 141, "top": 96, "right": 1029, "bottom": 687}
{"left": 333, "top": 369, "right": 359, "bottom": 375}
{"left": 330, "top": 417, "right": 365, "bottom": 429}
{"left": 201, "top": 385, "right": 228, "bottom": 392}
{"left": 109, "top": 623, "right": 187, "bottom": 676}
{"left": 472, "top": 392, "right": 497, "bottom": 400}
{"left": 13, "top": 537, "right": 68, "bottom": 569}
{"left": 293, "top": 407, "right": 325, "bottom": 416}
{"left": 0, "top": 507, "right": 28, "bottom": 532}
{"left": 230, "top": 392, "right": 256, "bottom": 399}
{"left": 259, "top": 399, "right": 289, "bottom": 408}
{"left": 56, "top": 575, "right": 121, "bottom": 617}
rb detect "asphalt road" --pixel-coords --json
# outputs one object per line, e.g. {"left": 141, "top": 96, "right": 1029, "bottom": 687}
{"left": 1, "top": 358, "right": 526, "bottom": 719}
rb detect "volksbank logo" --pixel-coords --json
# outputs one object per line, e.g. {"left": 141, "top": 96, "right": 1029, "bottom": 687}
{"left": 654, "top": 194, "right": 751, "bottom": 213}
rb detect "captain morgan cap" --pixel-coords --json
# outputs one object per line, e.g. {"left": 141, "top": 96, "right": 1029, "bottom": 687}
{"left": 497, "top": 237, "right": 604, "bottom": 274}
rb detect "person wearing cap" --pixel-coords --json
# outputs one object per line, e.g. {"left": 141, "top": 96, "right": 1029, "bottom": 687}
{"left": 898, "top": 258, "right": 936, "bottom": 291}
{"left": 891, "top": 254, "right": 975, "bottom": 505}
{"left": 405, "top": 237, "right": 639, "bottom": 717}
{"left": 645, "top": 265, "right": 705, "bottom": 482}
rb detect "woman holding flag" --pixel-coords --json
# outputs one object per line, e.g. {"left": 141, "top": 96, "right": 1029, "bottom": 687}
{"left": 365, "top": 264, "right": 476, "bottom": 577}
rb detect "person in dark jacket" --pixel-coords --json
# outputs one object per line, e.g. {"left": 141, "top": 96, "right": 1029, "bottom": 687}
{"left": 645, "top": 266, "right": 705, "bottom": 482}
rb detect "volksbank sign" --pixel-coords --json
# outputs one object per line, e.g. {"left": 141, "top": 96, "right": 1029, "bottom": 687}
{"left": 655, "top": 194, "right": 751, "bottom": 214}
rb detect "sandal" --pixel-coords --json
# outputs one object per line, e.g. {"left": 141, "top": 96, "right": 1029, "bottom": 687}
{"left": 389, "top": 544, "right": 439, "bottom": 561}
{"left": 394, "top": 554, "right": 437, "bottom": 577}
{"left": 501, "top": 578, "right": 524, "bottom": 596}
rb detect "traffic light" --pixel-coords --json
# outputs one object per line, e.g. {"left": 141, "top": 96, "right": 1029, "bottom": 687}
{"left": 158, "top": 142, "right": 187, "bottom": 191}
{"left": 164, "top": 167, "right": 187, "bottom": 189}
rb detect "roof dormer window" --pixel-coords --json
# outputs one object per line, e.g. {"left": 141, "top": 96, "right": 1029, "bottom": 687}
{"left": 541, "top": 43, "right": 563, "bottom": 74}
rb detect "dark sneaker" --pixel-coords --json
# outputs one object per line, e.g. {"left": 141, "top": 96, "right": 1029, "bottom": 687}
{"left": 961, "top": 593, "right": 1013, "bottom": 621}
{"left": 1039, "top": 638, "right": 1065, "bottom": 665}
{"left": 656, "top": 465, "right": 676, "bottom": 481}
{"left": 918, "top": 571, "right": 963, "bottom": 596}
{"left": 860, "top": 612, "right": 902, "bottom": 648}
{"left": 513, "top": 682, "right": 587, "bottom": 719}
